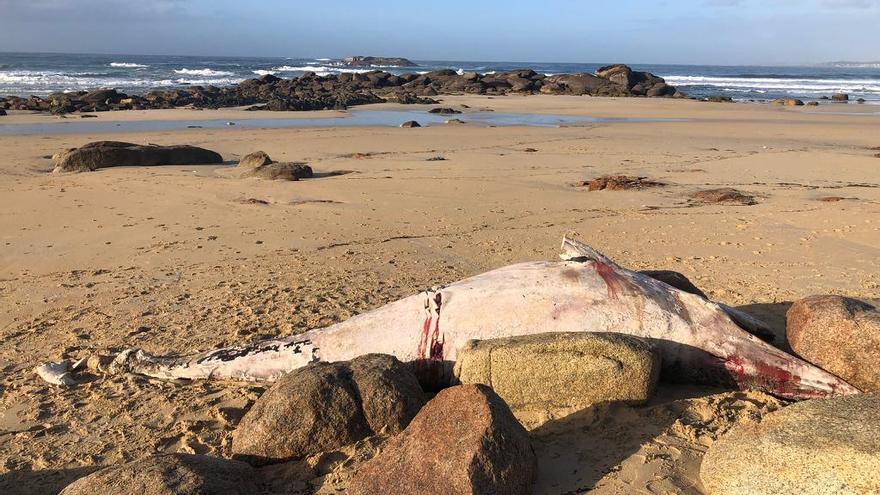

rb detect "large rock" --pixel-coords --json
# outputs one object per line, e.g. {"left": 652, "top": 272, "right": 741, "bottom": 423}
{"left": 232, "top": 354, "right": 425, "bottom": 465}
{"left": 701, "top": 394, "right": 880, "bottom": 495}
{"left": 60, "top": 454, "right": 259, "bottom": 495}
{"left": 773, "top": 98, "right": 804, "bottom": 106}
{"left": 53, "top": 141, "right": 223, "bottom": 173}
{"left": 348, "top": 384, "right": 536, "bottom": 495}
{"left": 348, "top": 353, "right": 427, "bottom": 435}
{"left": 787, "top": 295, "right": 880, "bottom": 392}
{"left": 453, "top": 333, "right": 660, "bottom": 412}
{"left": 238, "top": 150, "right": 273, "bottom": 169}
{"left": 240, "top": 161, "right": 314, "bottom": 181}
{"left": 596, "top": 64, "right": 635, "bottom": 89}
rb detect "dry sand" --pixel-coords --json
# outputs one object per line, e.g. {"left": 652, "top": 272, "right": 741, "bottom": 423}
{"left": 1, "top": 95, "right": 879, "bottom": 494}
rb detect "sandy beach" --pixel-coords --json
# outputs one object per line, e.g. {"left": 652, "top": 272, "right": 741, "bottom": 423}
{"left": 2, "top": 95, "right": 880, "bottom": 494}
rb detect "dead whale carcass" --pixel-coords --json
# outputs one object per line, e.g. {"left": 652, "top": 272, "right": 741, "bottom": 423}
{"left": 84, "top": 238, "right": 859, "bottom": 399}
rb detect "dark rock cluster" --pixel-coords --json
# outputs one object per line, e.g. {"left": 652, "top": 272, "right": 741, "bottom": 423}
{"left": 0, "top": 64, "right": 681, "bottom": 115}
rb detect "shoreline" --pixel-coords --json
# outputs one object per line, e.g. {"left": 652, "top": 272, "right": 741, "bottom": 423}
{"left": 1, "top": 93, "right": 879, "bottom": 495}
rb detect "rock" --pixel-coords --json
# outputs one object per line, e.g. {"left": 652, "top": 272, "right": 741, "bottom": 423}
{"left": 232, "top": 355, "right": 425, "bottom": 465}
{"left": 701, "top": 394, "right": 880, "bottom": 495}
{"left": 0, "top": 109, "right": 6, "bottom": 116}
{"left": 399, "top": 120, "right": 421, "bottom": 128}
{"left": 238, "top": 151, "right": 273, "bottom": 169}
{"left": 857, "top": 98, "right": 866, "bottom": 103}
{"left": 596, "top": 64, "right": 635, "bottom": 88}
{"left": 786, "top": 295, "right": 880, "bottom": 392}
{"left": 453, "top": 333, "right": 659, "bottom": 413}
{"left": 445, "top": 118, "right": 466, "bottom": 124}
{"left": 348, "top": 384, "right": 536, "bottom": 495}
{"left": 232, "top": 362, "right": 367, "bottom": 465}
{"left": 579, "top": 175, "right": 664, "bottom": 191}
{"left": 706, "top": 95, "right": 734, "bottom": 103}
{"left": 639, "top": 270, "right": 708, "bottom": 298}
{"left": 807, "top": 101, "right": 820, "bottom": 106}
{"left": 773, "top": 98, "right": 804, "bottom": 106}
{"left": 60, "top": 454, "right": 259, "bottom": 495}
{"left": 239, "top": 162, "right": 313, "bottom": 181}
{"left": 348, "top": 354, "right": 426, "bottom": 435}
{"left": 690, "top": 188, "right": 757, "bottom": 205}
{"left": 831, "top": 93, "right": 849, "bottom": 101}
{"left": 342, "top": 56, "right": 417, "bottom": 67}
{"left": 52, "top": 141, "right": 223, "bottom": 173}
{"left": 428, "top": 107, "right": 462, "bottom": 115}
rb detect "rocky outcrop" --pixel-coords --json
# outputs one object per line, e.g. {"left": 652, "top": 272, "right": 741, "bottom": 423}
{"left": 787, "top": 295, "right": 880, "bottom": 392}
{"left": 453, "top": 333, "right": 660, "bottom": 414}
{"left": 701, "top": 393, "right": 880, "bottom": 495}
{"left": 690, "top": 188, "right": 757, "bottom": 205}
{"left": 60, "top": 454, "right": 259, "bottom": 495}
{"left": 343, "top": 56, "right": 417, "bottom": 67}
{"left": 577, "top": 175, "right": 665, "bottom": 191}
{"left": 3, "top": 65, "right": 679, "bottom": 115}
{"left": 231, "top": 354, "right": 425, "bottom": 465}
{"left": 348, "top": 384, "right": 536, "bottom": 495}
{"left": 52, "top": 141, "right": 223, "bottom": 173}
{"left": 237, "top": 151, "right": 313, "bottom": 181}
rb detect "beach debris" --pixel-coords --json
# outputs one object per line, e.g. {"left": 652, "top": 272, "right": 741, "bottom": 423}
{"left": 701, "top": 393, "right": 880, "bottom": 495}
{"left": 690, "top": 187, "right": 757, "bottom": 205}
{"left": 52, "top": 141, "right": 223, "bottom": 173}
{"left": 348, "top": 384, "right": 536, "bottom": 495}
{"left": 399, "top": 120, "right": 421, "bottom": 128}
{"left": 577, "top": 175, "right": 665, "bottom": 191}
{"left": 232, "top": 354, "right": 425, "bottom": 465}
{"left": 787, "top": 295, "right": 880, "bottom": 392}
{"left": 454, "top": 333, "right": 660, "bottom": 419}
{"left": 523, "top": 147, "right": 539, "bottom": 152}
{"left": 226, "top": 121, "right": 236, "bottom": 125}
{"left": 428, "top": 107, "right": 462, "bottom": 115}
{"left": 96, "top": 237, "right": 860, "bottom": 399}
{"left": 34, "top": 360, "right": 77, "bottom": 386}
{"left": 773, "top": 98, "right": 804, "bottom": 106}
{"left": 425, "top": 156, "right": 446, "bottom": 161}
{"left": 59, "top": 453, "right": 260, "bottom": 495}
{"left": 817, "top": 196, "right": 848, "bottom": 202}
{"left": 236, "top": 151, "right": 313, "bottom": 181}
{"left": 79, "top": 114, "right": 98, "bottom": 118}
{"left": 238, "top": 198, "right": 270, "bottom": 205}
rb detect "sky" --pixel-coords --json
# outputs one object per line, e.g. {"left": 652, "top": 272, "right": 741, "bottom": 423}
{"left": 0, "top": 0, "right": 878, "bottom": 65}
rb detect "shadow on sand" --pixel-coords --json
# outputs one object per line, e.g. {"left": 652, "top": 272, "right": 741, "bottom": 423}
{"left": 0, "top": 465, "right": 99, "bottom": 495}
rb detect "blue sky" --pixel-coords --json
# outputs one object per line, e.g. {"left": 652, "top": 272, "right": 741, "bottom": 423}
{"left": 0, "top": 0, "right": 878, "bottom": 65}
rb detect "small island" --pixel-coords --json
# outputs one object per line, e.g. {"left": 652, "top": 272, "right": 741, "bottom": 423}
{"left": 342, "top": 55, "right": 417, "bottom": 67}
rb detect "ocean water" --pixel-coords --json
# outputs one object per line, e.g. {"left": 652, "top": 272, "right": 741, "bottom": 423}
{"left": 1, "top": 52, "right": 879, "bottom": 103}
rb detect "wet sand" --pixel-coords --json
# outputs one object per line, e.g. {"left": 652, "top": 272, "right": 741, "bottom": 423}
{"left": 1, "top": 95, "right": 879, "bottom": 494}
